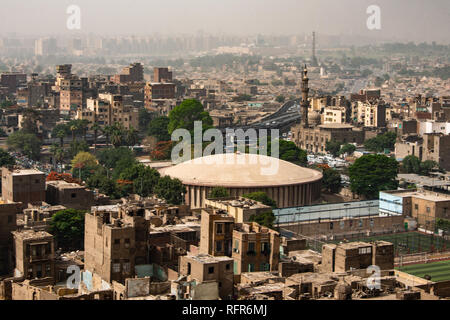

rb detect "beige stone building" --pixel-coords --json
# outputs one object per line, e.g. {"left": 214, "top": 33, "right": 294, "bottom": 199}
{"left": 199, "top": 208, "right": 234, "bottom": 257}
{"left": 76, "top": 93, "right": 139, "bottom": 130}
{"left": 45, "top": 180, "right": 94, "bottom": 210}
{"left": 12, "top": 230, "right": 55, "bottom": 281}
{"left": 232, "top": 222, "right": 280, "bottom": 274}
{"left": 84, "top": 205, "right": 150, "bottom": 284}
{"left": 204, "top": 197, "right": 272, "bottom": 223}
{"left": 178, "top": 254, "right": 234, "bottom": 300}
{"left": 1, "top": 168, "right": 46, "bottom": 209}
{"left": 291, "top": 123, "right": 365, "bottom": 154}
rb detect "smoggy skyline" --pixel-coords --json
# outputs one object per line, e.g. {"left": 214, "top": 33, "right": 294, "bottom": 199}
{"left": 0, "top": 0, "right": 449, "bottom": 43}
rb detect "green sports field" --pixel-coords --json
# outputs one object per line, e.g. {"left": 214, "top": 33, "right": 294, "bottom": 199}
{"left": 397, "top": 260, "right": 450, "bottom": 282}
{"left": 322, "top": 232, "right": 450, "bottom": 255}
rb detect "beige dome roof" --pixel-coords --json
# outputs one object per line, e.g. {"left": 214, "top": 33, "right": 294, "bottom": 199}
{"left": 159, "top": 153, "right": 322, "bottom": 187}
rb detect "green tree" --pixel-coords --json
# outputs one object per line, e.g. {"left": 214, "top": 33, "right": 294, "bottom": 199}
{"left": 339, "top": 143, "right": 356, "bottom": 156}
{"left": 364, "top": 132, "right": 397, "bottom": 153}
{"left": 49, "top": 209, "right": 86, "bottom": 250}
{"left": 68, "top": 140, "right": 89, "bottom": 158}
{"left": 0, "top": 149, "right": 15, "bottom": 167}
{"left": 52, "top": 124, "right": 70, "bottom": 147}
{"left": 209, "top": 187, "right": 230, "bottom": 199}
{"left": 168, "top": 99, "right": 213, "bottom": 134}
{"left": 322, "top": 168, "right": 342, "bottom": 193}
{"left": 420, "top": 160, "right": 439, "bottom": 176}
{"left": 266, "top": 140, "right": 307, "bottom": 166}
{"left": 275, "top": 95, "right": 285, "bottom": 103}
{"left": 20, "top": 109, "right": 41, "bottom": 135}
{"left": 154, "top": 176, "right": 186, "bottom": 205}
{"left": 326, "top": 140, "right": 342, "bottom": 157}
{"left": 148, "top": 116, "right": 171, "bottom": 141}
{"left": 243, "top": 192, "right": 277, "bottom": 208}
{"left": 349, "top": 154, "right": 399, "bottom": 199}
{"left": 97, "top": 147, "right": 137, "bottom": 178}
{"left": 119, "top": 164, "right": 160, "bottom": 197}
{"left": 139, "top": 108, "right": 155, "bottom": 132}
{"left": 402, "top": 155, "right": 421, "bottom": 174}
{"left": 249, "top": 211, "right": 276, "bottom": 229}
{"left": 71, "top": 152, "right": 99, "bottom": 181}
{"left": 7, "top": 131, "right": 42, "bottom": 160}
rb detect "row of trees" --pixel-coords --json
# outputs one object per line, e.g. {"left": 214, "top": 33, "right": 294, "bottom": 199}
{"left": 67, "top": 147, "right": 186, "bottom": 205}
{"left": 401, "top": 155, "right": 441, "bottom": 176}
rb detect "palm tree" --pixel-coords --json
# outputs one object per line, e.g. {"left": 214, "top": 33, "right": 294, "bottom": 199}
{"left": 79, "top": 119, "right": 90, "bottom": 142}
{"left": 110, "top": 124, "right": 124, "bottom": 148}
{"left": 125, "top": 127, "right": 138, "bottom": 147}
{"left": 91, "top": 122, "right": 101, "bottom": 154}
{"left": 102, "top": 125, "right": 114, "bottom": 147}
{"left": 70, "top": 123, "right": 78, "bottom": 143}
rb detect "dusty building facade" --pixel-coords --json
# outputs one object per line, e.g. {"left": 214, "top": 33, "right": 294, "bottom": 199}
{"left": 0, "top": 202, "right": 22, "bottom": 275}
{"left": 45, "top": 180, "right": 94, "bottom": 210}
{"left": 2, "top": 168, "right": 46, "bottom": 208}
{"left": 199, "top": 209, "right": 234, "bottom": 257}
{"left": 232, "top": 222, "right": 280, "bottom": 274}
{"left": 12, "top": 230, "right": 55, "bottom": 281}
{"left": 204, "top": 197, "right": 272, "bottom": 223}
{"left": 84, "top": 206, "right": 150, "bottom": 284}
{"left": 321, "top": 241, "right": 394, "bottom": 273}
{"left": 291, "top": 123, "right": 365, "bottom": 154}
{"left": 179, "top": 254, "right": 234, "bottom": 300}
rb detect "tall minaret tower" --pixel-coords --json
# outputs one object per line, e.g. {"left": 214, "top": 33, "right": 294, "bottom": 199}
{"left": 301, "top": 65, "right": 309, "bottom": 128}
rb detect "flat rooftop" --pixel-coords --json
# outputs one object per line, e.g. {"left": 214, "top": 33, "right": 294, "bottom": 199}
{"left": 187, "top": 253, "right": 233, "bottom": 264}
{"left": 12, "top": 229, "right": 53, "bottom": 240}
{"left": 9, "top": 169, "right": 44, "bottom": 176}
{"left": 382, "top": 189, "right": 450, "bottom": 202}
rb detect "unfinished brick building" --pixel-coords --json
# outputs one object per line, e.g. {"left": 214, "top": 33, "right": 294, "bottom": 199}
{"left": 179, "top": 254, "right": 234, "bottom": 300}
{"left": 199, "top": 208, "right": 234, "bottom": 257}
{"left": 45, "top": 180, "right": 94, "bottom": 210}
{"left": 2, "top": 168, "right": 46, "bottom": 208}
{"left": 0, "top": 201, "right": 22, "bottom": 275}
{"left": 12, "top": 230, "right": 55, "bottom": 281}
{"left": 322, "top": 241, "right": 394, "bottom": 273}
{"left": 232, "top": 222, "right": 280, "bottom": 274}
{"left": 84, "top": 205, "right": 150, "bottom": 284}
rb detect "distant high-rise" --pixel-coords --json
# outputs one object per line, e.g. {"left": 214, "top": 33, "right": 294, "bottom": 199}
{"left": 311, "top": 32, "right": 318, "bottom": 67}
{"left": 34, "top": 38, "right": 57, "bottom": 56}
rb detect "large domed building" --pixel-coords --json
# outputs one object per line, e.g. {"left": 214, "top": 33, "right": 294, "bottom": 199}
{"left": 159, "top": 153, "right": 322, "bottom": 209}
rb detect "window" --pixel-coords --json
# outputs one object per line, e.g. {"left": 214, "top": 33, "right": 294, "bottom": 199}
{"left": 216, "top": 223, "right": 223, "bottom": 234}
{"left": 233, "top": 239, "right": 240, "bottom": 253}
{"left": 426, "top": 207, "right": 430, "bottom": 213}
{"left": 8, "top": 215, "right": 13, "bottom": 224}
{"left": 330, "top": 222, "right": 334, "bottom": 230}
{"left": 112, "top": 260, "right": 121, "bottom": 273}
{"left": 187, "top": 262, "right": 191, "bottom": 275}
{"left": 248, "top": 263, "right": 255, "bottom": 272}
{"left": 233, "top": 261, "right": 238, "bottom": 274}
{"left": 261, "top": 242, "right": 270, "bottom": 254}
{"left": 415, "top": 204, "right": 419, "bottom": 210}
{"left": 71, "top": 193, "right": 77, "bottom": 198}
{"left": 260, "top": 263, "right": 270, "bottom": 271}
{"left": 208, "top": 266, "right": 215, "bottom": 274}
{"left": 226, "top": 263, "right": 231, "bottom": 270}
{"left": 124, "top": 238, "right": 130, "bottom": 248}
{"left": 114, "top": 239, "right": 120, "bottom": 245}
{"left": 216, "top": 241, "right": 223, "bottom": 252}
{"left": 123, "top": 260, "right": 131, "bottom": 274}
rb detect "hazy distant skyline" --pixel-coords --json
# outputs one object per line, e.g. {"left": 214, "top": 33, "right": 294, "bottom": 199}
{"left": 1, "top": 0, "right": 449, "bottom": 43}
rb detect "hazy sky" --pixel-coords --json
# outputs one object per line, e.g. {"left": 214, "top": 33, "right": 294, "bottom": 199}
{"left": 0, "top": 0, "right": 449, "bottom": 42}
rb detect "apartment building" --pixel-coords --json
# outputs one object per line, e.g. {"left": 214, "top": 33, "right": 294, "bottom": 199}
{"left": 76, "top": 93, "right": 139, "bottom": 130}
{"left": 232, "top": 222, "right": 280, "bottom": 274}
